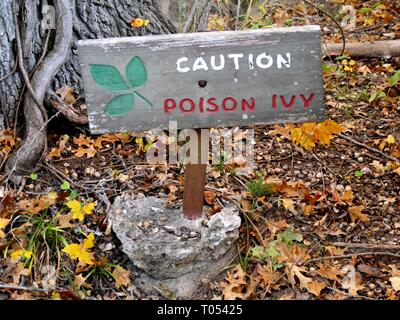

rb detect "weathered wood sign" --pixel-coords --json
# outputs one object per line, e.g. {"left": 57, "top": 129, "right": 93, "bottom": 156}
{"left": 77, "top": 26, "right": 324, "bottom": 135}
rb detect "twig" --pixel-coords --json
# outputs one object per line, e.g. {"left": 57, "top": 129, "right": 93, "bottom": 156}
{"left": 338, "top": 134, "right": 398, "bottom": 162}
{"left": 0, "top": 282, "right": 53, "bottom": 293}
{"left": 302, "top": 0, "right": 346, "bottom": 56}
{"left": 306, "top": 251, "right": 400, "bottom": 264}
{"left": 333, "top": 242, "right": 400, "bottom": 251}
{"left": 235, "top": 0, "right": 241, "bottom": 31}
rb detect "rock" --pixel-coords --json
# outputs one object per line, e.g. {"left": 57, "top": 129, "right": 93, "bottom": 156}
{"left": 112, "top": 195, "right": 241, "bottom": 298}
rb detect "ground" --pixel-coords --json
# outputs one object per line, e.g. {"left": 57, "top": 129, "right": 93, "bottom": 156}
{"left": 0, "top": 0, "right": 399, "bottom": 300}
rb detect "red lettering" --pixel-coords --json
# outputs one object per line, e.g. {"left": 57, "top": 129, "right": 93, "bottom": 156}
{"left": 179, "top": 99, "right": 195, "bottom": 114}
{"left": 272, "top": 95, "right": 277, "bottom": 110}
{"left": 164, "top": 99, "right": 176, "bottom": 114}
{"left": 222, "top": 97, "right": 237, "bottom": 113}
{"left": 300, "top": 94, "right": 314, "bottom": 109}
{"left": 280, "top": 95, "right": 296, "bottom": 110}
{"left": 242, "top": 98, "right": 256, "bottom": 112}
{"left": 206, "top": 98, "right": 219, "bottom": 113}
{"left": 199, "top": 97, "right": 205, "bottom": 113}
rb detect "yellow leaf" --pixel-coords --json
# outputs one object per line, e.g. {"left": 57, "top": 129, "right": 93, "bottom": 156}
{"left": 290, "top": 128, "right": 303, "bottom": 145}
{"left": 301, "top": 135, "right": 316, "bottom": 150}
{"left": 348, "top": 206, "right": 369, "bottom": 223}
{"left": 83, "top": 233, "right": 95, "bottom": 249}
{"left": 0, "top": 218, "right": 10, "bottom": 239}
{"left": 11, "top": 250, "right": 33, "bottom": 262}
{"left": 113, "top": 267, "right": 131, "bottom": 289}
{"left": 282, "top": 199, "right": 296, "bottom": 213}
{"left": 82, "top": 203, "right": 95, "bottom": 216}
{"left": 389, "top": 276, "right": 400, "bottom": 291}
{"left": 387, "top": 135, "right": 396, "bottom": 144}
{"left": 63, "top": 244, "right": 94, "bottom": 265}
{"left": 67, "top": 200, "right": 94, "bottom": 222}
{"left": 51, "top": 292, "right": 62, "bottom": 300}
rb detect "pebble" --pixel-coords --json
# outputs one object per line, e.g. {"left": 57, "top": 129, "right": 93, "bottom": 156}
{"left": 336, "top": 184, "right": 344, "bottom": 192}
{"left": 357, "top": 157, "right": 364, "bottom": 163}
{"left": 316, "top": 172, "right": 323, "bottom": 179}
{"left": 369, "top": 283, "right": 376, "bottom": 290}
{"left": 361, "top": 167, "right": 372, "bottom": 175}
{"left": 354, "top": 152, "right": 360, "bottom": 158}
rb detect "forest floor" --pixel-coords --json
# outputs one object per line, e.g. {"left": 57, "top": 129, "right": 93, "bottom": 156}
{"left": 0, "top": 0, "right": 399, "bottom": 300}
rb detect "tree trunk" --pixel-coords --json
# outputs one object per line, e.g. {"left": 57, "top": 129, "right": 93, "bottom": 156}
{"left": 0, "top": 0, "right": 184, "bottom": 181}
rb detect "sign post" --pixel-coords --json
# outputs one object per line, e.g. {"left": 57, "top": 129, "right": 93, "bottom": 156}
{"left": 78, "top": 26, "right": 325, "bottom": 220}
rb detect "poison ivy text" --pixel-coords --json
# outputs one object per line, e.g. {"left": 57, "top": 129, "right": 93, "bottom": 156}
{"left": 89, "top": 56, "right": 153, "bottom": 117}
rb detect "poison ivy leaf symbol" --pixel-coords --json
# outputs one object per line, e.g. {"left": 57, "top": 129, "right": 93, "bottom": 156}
{"left": 106, "top": 94, "right": 135, "bottom": 117}
{"left": 89, "top": 65, "right": 130, "bottom": 92}
{"left": 126, "top": 56, "right": 147, "bottom": 88}
{"left": 89, "top": 56, "right": 152, "bottom": 117}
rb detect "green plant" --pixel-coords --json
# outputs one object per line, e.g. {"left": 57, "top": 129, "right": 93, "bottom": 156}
{"left": 246, "top": 175, "right": 273, "bottom": 198}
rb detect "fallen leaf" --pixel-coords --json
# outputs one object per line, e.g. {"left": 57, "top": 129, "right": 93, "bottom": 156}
{"left": 63, "top": 243, "right": 94, "bottom": 265}
{"left": 74, "top": 145, "right": 97, "bottom": 158}
{"left": 282, "top": 199, "right": 296, "bottom": 213}
{"left": 0, "top": 218, "right": 10, "bottom": 238}
{"left": 348, "top": 206, "right": 369, "bottom": 223}
{"left": 204, "top": 191, "right": 216, "bottom": 205}
{"left": 67, "top": 200, "right": 95, "bottom": 222}
{"left": 387, "top": 135, "right": 396, "bottom": 144}
{"left": 315, "top": 262, "right": 343, "bottom": 281}
{"left": 82, "top": 233, "right": 95, "bottom": 249}
{"left": 113, "top": 266, "right": 131, "bottom": 289}
{"left": 292, "top": 265, "right": 326, "bottom": 297}
{"left": 389, "top": 277, "right": 400, "bottom": 292}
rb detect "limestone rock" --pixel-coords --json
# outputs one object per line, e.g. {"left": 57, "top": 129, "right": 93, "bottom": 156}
{"left": 112, "top": 195, "right": 241, "bottom": 297}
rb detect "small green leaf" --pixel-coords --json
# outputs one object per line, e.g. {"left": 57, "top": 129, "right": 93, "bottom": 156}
{"left": 60, "top": 181, "right": 71, "bottom": 190}
{"left": 389, "top": 70, "right": 400, "bottom": 86}
{"left": 126, "top": 57, "right": 147, "bottom": 88}
{"left": 277, "top": 226, "right": 303, "bottom": 245}
{"left": 68, "top": 190, "right": 78, "bottom": 201}
{"left": 106, "top": 94, "right": 135, "bottom": 117}
{"left": 89, "top": 64, "right": 130, "bottom": 92}
{"left": 354, "top": 171, "right": 363, "bottom": 178}
{"left": 30, "top": 173, "right": 38, "bottom": 181}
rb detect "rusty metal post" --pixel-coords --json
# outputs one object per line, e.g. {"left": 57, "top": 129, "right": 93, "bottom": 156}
{"left": 183, "top": 128, "right": 207, "bottom": 220}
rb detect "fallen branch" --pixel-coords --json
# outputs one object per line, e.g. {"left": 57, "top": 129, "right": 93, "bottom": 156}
{"left": 325, "top": 40, "right": 400, "bottom": 57}
{"left": 306, "top": 251, "right": 400, "bottom": 264}
{"left": 0, "top": 282, "right": 52, "bottom": 293}
{"left": 333, "top": 242, "right": 400, "bottom": 251}
{"left": 338, "top": 133, "right": 398, "bottom": 162}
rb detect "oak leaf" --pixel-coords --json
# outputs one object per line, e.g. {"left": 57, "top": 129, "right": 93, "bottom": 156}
{"left": 0, "top": 218, "right": 10, "bottom": 238}
{"left": 282, "top": 199, "right": 296, "bottom": 213}
{"left": 113, "top": 266, "right": 131, "bottom": 289}
{"left": 74, "top": 145, "right": 97, "bottom": 158}
{"left": 292, "top": 265, "right": 326, "bottom": 297}
{"left": 348, "top": 205, "right": 369, "bottom": 223}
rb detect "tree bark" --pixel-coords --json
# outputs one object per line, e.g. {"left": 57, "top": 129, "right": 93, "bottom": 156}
{"left": 0, "top": 0, "right": 178, "bottom": 180}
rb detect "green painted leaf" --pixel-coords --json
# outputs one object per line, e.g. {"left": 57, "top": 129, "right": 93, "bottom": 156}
{"left": 106, "top": 94, "right": 135, "bottom": 117}
{"left": 89, "top": 64, "right": 130, "bottom": 92}
{"left": 126, "top": 57, "right": 147, "bottom": 88}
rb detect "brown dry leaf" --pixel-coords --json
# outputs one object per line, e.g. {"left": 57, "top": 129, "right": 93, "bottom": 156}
{"left": 341, "top": 265, "right": 364, "bottom": 296}
{"left": 292, "top": 265, "right": 326, "bottom": 297}
{"left": 58, "top": 134, "right": 70, "bottom": 149}
{"left": 74, "top": 274, "right": 92, "bottom": 289}
{"left": 394, "top": 167, "right": 400, "bottom": 177}
{"left": 277, "top": 243, "right": 309, "bottom": 269}
{"left": 204, "top": 191, "right": 217, "bottom": 205}
{"left": 372, "top": 160, "right": 386, "bottom": 175}
{"left": 18, "top": 192, "right": 57, "bottom": 215}
{"left": 348, "top": 206, "right": 369, "bottom": 223}
{"left": 269, "top": 124, "right": 296, "bottom": 140}
{"left": 240, "top": 199, "right": 253, "bottom": 212}
{"left": 266, "top": 219, "right": 289, "bottom": 236}
{"left": 48, "top": 148, "right": 63, "bottom": 158}
{"left": 220, "top": 265, "right": 255, "bottom": 300}
{"left": 74, "top": 145, "right": 97, "bottom": 158}
{"left": 73, "top": 134, "right": 94, "bottom": 147}
{"left": 303, "top": 204, "right": 315, "bottom": 216}
{"left": 341, "top": 190, "right": 354, "bottom": 204}
{"left": 325, "top": 246, "right": 348, "bottom": 256}
{"left": 254, "top": 264, "right": 282, "bottom": 290}
{"left": 315, "top": 262, "right": 344, "bottom": 282}
{"left": 10, "top": 262, "right": 30, "bottom": 284}
{"left": 56, "top": 86, "right": 76, "bottom": 105}
{"left": 281, "top": 199, "right": 296, "bottom": 213}
{"left": 57, "top": 213, "right": 74, "bottom": 229}
{"left": 0, "top": 218, "right": 10, "bottom": 238}
{"left": 113, "top": 266, "right": 131, "bottom": 289}
{"left": 388, "top": 264, "right": 400, "bottom": 277}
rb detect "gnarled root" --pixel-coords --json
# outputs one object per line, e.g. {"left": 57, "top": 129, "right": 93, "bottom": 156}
{"left": 5, "top": 0, "right": 73, "bottom": 183}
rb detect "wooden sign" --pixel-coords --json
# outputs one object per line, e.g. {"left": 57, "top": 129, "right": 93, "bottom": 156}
{"left": 77, "top": 26, "right": 324, "bottom": 135}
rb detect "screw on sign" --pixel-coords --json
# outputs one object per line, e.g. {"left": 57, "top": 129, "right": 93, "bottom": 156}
{"left": 78, "top": 26, "right": 325, "bottom": 220}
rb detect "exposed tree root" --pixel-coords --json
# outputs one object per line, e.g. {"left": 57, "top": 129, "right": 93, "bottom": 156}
{"left": 5, "top": 0, "right": 73, "bottom": 183}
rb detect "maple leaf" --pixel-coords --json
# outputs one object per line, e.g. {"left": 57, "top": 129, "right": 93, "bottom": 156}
{"left": 113, "top": 266, "right": 131, "bottom": 289}
{"left": 83, "top": 233, "right": 95, "bottom": 249}
{"left": 74, "top": 145, "right": 97, "bottom": 158}
{"left": 0, "top": 218, "right": 10, "bottom": 238}
{"left": 63, "top": 243, "right": 94, "bottom": 266}
{"left": 67, "top": 200, "right": 95, "bottom": 221}
{"left": 348, "top": 205, "right": 369, "bottom": 223}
